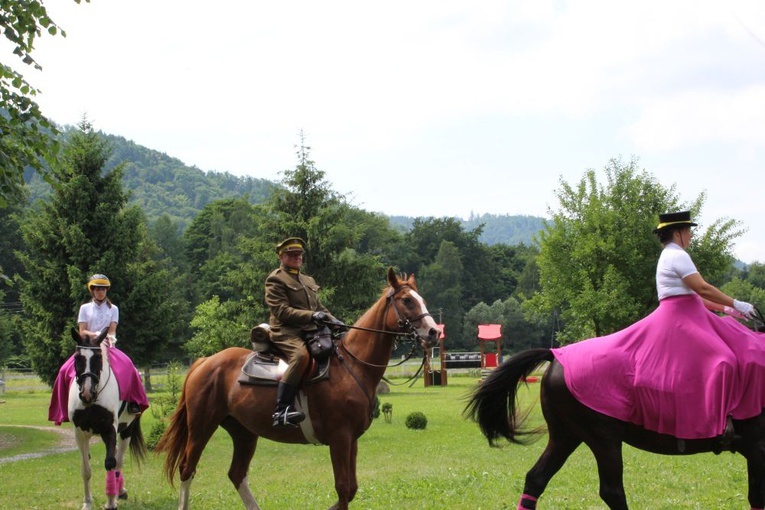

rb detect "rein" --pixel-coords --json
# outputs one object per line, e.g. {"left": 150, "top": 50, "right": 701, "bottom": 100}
{"left": 333, "top": 284, "right": 432, "bottom": 412}
{"left": 334, "top": 284, "right": 430, "bottom": 369}
{"left": 752, "top": 307, "right": 765, "bottom": 332}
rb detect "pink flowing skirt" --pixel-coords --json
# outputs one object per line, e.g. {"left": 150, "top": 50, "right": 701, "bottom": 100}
{"left": 48, "top": 347, "right": 149, "bottom": 425}
{"left": 552, "top": 294, "right": 765, "bottom": 439}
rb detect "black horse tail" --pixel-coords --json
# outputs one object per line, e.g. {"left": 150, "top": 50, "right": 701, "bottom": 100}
{"left": 464, "top": 348, "right": 553, "bottom": 446}
{"left": 127, "top": 414, "right": 148, "bottom": 465}
{"left": 155, "top": 356, "right": 207, "bottom": 486}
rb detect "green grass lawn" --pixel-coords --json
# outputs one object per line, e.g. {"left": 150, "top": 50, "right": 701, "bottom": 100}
{"left": 0, "top": 375, "right": 752, "bottom": 509}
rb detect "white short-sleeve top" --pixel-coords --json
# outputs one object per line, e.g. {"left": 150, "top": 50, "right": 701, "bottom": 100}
{"left": 77, "top": 300, "right": 119, "bottom": 332}
{"left": 655, "top": 242, "right": 699, "bottom": 300}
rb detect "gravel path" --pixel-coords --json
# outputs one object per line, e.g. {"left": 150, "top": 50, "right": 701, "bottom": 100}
{"left": 0, "top": 424, "right": 91, "bottom": 464}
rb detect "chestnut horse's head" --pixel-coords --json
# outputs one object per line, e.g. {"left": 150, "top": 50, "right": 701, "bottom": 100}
{"left": 384, "top": 267, "right": 440, "bottom": 349}
{"left": 71, "top": 327, "right": 110, "bottom": 405}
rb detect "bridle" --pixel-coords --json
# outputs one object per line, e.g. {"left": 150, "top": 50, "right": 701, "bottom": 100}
{"left": 335, "top": 284, "right": 433, "bottom": 413}
{"left": 338, "top": 284, "right": 432, "bottom": 369}
{"left": 75, "top": 345, "right": 111, "bottom": 404}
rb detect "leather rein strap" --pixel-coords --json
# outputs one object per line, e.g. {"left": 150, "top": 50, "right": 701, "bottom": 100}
{"left": 335, "top": 284, "right": 432, "bottom": 415}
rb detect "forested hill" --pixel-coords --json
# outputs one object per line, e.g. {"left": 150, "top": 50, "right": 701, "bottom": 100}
{"left": 389, "top": 213, "right": 546, "bottom": 246}
{"left": 30, "top": 130, "right": 547, "bottom": 245}
{"left": 105, "top": 133, "right": 277, "bottom": 230}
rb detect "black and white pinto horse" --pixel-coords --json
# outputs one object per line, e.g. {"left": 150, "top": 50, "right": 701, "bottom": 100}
{"left": 69, "top": 327, "right": 147, "bottom": 510}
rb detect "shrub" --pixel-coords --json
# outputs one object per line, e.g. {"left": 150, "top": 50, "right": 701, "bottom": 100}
{"left": 405, "top": 411, "right": 427, "bottom": 430}
{"left": 146, "top": 420, "right": 167, "bottom": 450}
{"left": 165, "top": 360, "right": 183, "bottom": 400}
{"left": 382, "top": 402, "right": 393, "bottom": 423}
{"left": 149, "top": 394, "right": 179, "bottom": 421}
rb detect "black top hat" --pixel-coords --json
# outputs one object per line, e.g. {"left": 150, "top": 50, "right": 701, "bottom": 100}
{"left": 654, "top": 211, "right": 697, "bottom": 233}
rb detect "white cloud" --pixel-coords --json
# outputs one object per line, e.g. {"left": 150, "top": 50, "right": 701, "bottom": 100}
{"left": 17, "top": 0, "right": 765, "bottom": 261}
{"left": 627, "top": 86, "right": 765, "bottom": 151}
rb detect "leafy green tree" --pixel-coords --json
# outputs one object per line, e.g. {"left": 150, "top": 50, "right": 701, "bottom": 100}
{"left": 186, "top": 296, "right": 251, "bottom": 358}
{"left": 528, "top": 157, "right": 743, "bottom": 345}
{"left": 267, "top": 138, "right": 346, "bottom": 272}
{"left": 266, "top": 139, "right": 384, "bottom": 320}
{"left": 151, "top": 214, "right": 186, "bottom": 265}
{"left": 16, "top": 120, "right": 178, "bottom": 385}
{"left": 183, "top": 197, "right": 265, "bottom": 303}
{"left": 0, "top": 196, "right": 27, "bottom": 303}
{"left": 721, "top": 278, "right": 765, "bottom": 313}
{"left": 512, "top": 245, "right": 542, "bottom": 300}
{"left": 0, "top": 0, "right": 90, "bottom": 206}
{"left": 0, "top": 276, "right": 13, "bottom": 366}
{"left": 402, "top": 217, "right": 508, "bottom": 313}
{"left": 742, "top": 262, "right": 765, "bottom": 291}
{"left": 419, "top": 240, "right": 465, "bottom": 348}
{"left": 462, "top": 296, "right": 551, "bottom": 353}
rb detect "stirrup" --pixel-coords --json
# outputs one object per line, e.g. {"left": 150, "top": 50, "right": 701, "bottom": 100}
{"left": 272, "top": 407, "right": 305, "bottom": 428}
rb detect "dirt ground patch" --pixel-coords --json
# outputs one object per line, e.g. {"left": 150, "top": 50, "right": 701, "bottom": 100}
{"left": 0, "top": 425, "right": 80, "bottom": 464}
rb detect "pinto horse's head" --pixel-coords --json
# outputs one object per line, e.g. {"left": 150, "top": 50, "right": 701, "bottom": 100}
{"left": 386, "top": 268, "right": 440, "bottom": 350}
{"left": 71, "top": 327, "right": 109, "bottom": 406}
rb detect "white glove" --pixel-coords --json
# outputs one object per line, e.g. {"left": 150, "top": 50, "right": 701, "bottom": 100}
{"left": 733, "top": 299, "right": 756, "bottom": 320}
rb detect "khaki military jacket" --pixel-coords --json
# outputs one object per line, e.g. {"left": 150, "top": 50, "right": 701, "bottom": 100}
{"left": 265, "top": 265, "right": 335, "bottom": 341}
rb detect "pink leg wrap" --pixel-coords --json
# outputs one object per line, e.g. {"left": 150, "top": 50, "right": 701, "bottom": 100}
{"left": 518, "top": 494, "right": 538, "bottom": 510}
{"left": 116, "top": 471, "right": 124, "bottom": 493}
{"left": 105, "top": 470, "right": 119, "bottom": 496}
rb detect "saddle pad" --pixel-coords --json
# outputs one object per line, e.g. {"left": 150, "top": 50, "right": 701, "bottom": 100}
{"left": 238, "top": 352, "right": 331, "bottom": 386}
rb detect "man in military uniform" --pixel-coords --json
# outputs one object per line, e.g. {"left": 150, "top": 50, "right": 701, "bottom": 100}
{"left": 265, "top": 237, "right": 343, "bottom": 427}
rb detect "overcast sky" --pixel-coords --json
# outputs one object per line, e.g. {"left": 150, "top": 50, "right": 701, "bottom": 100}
{"left": 18, "top": 0, "right": 765, "bottom": 262}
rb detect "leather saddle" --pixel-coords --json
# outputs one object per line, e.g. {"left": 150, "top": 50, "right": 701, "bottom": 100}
{"left": 237, "top": 323, "right": 331, "bottom": 386}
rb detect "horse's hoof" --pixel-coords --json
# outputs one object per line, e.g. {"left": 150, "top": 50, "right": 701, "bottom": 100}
{"left": 118, "top": 490, "right": 128, "bottom": 500}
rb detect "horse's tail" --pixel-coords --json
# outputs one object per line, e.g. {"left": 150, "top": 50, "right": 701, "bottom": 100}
{"left": 127, "top": 414, "right": 148, "bottom": 465}
{"left": 155, "top": 357, "right": 206, "bottom": 486}
{"left": 464, "top": 348, "right": 553, "bottom": 446}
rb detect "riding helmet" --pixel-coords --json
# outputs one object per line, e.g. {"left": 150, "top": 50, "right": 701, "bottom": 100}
{"left": 87, "top": 274, "right": 111, "bottom": 292}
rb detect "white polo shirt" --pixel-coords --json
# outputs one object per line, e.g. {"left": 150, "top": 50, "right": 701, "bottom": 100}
{"left": 77, "top": 300, "right": 119, "bottom": 332}
{"left": 655, "top": 242, "right": 699, "bottom": 300}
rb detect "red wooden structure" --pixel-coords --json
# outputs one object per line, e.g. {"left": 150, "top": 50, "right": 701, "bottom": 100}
{"left": 424, "top": 324, "right": 447, "bottom": 386}
{"left": 478, "top": 324, "right": 502, "bottom": 371}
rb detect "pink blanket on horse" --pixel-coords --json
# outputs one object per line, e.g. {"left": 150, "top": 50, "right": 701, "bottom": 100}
{"left": 552, "top": 294, "right": 765, "bottom": 439}
{"left": 48, "top": 347, "right": 149, "bottom": 426}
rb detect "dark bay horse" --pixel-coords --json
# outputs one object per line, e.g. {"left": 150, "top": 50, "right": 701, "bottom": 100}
{"left": 70, "top": 328, "right": 147, "bottom": 510}
{"left": 155, "top": 268, "right": 439, "bottom": 510}
{"left": 465, "top": 348, "right": 765, "bottom": 509}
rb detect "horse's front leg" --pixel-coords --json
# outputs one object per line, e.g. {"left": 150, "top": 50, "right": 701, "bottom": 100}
{"left": 114, "top": 435, "right": 131, "bottom": 500}
{"left": 101, "top": 423, "right": 119, "bottom": 510}
{"left": 327, "top": 437, "right": 358, "bottom": 510}
{"left": 75, "top": 428, "right": 94, "bottom": 510}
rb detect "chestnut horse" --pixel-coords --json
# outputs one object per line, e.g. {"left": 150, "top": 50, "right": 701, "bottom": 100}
{"left": 156, "top": 268, "right": 439, "bottom": 510}
{"left": 465, "top": 348, "right": 765, "bottom": 509}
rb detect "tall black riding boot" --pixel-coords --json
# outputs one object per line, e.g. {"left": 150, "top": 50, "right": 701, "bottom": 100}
{"left": 719, "top": 415, "right": 734, "bottom": 447}
{"left": 272, "top": 381, "right": 305, "bottom": 428}
{"left": 713, "top": 415, "right": 735, "bottom": 454}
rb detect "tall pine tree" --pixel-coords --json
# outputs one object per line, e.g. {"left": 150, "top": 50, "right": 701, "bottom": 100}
{"left": 17, "top": 120, "right": 180, "bottom": 385}
{"left": 267, "top": 136, "right": 385, "bottom": 320}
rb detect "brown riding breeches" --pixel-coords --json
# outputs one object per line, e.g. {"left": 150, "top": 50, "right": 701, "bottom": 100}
{"left": 274, "top": 335, "right": 310, "bottom": 386}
